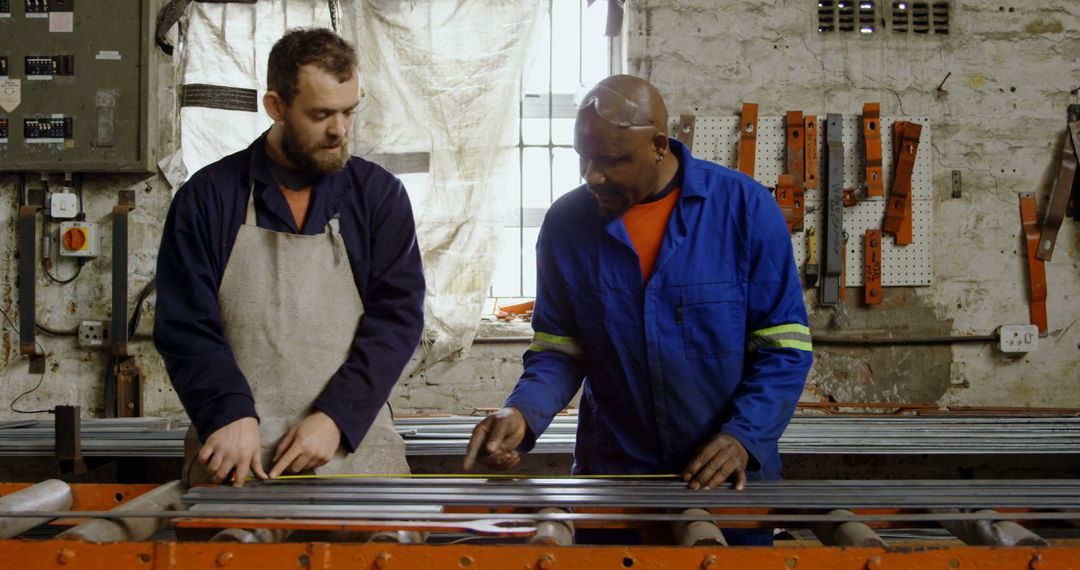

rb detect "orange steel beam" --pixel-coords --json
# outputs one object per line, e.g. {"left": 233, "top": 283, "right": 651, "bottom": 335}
{"left": 805, "top": 115, "right": 819, "bottom": 190}
{"left": 884, "top": 121, "right": 921, "bottom": 242}
{"left": 3, "top": 541, "right": 1078, "bottom": 569}
{"left": 863, "top": 103, "right": 883, "bottom": 196}
{"left": 738, "top": 103, "right": 759, "bottom": 178}
{"left": 864, "top": 230, "right": 882, "bottom": 305}
{"left": 1019, "top": 193, "right": 1049, "bottom": 334}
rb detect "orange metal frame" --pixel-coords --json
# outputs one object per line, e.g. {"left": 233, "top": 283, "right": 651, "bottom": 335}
{"left": 3, "top": 541, "right": 1078, "bottom": 569}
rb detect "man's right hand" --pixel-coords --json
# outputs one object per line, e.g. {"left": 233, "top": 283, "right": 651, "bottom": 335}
{"left": 199, "top": 417, "right": 269, "bottom": 486}
{"left": 463, "top": 407, "right": 527, "bottom": 471}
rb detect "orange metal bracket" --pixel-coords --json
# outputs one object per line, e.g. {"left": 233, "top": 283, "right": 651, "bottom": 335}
{"left": 1019, "top": 193, "right": 1048, "bottom": 334}
{"left": 786, "top": 111, "right": 806, "bottom": 231}
{"left": 738, "top": 103, "right": 759, "bottom": 178}
{"left": 675, "top": 114, "right": 696, "bottom": 152}
{"left": 864, "top": 230, "right": 882, "bottom": 305}
{"left": 775, "top": 174, "right": 800, "bottom": 233}
{"left": 805, "top": 115, "right": 819, "bottom": 189}
{"left": 884, "top": 121, "right": 921, "bottom": 243}
{"left": 839, "top": 233, "right": 848, "bottom": 302}
{"left": 863, "top": 103, "right": 883, "bottom": 196}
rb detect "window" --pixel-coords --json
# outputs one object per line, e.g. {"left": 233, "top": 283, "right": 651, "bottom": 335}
{"left": 488, "top": 0, "right": 615, "bottom": 304}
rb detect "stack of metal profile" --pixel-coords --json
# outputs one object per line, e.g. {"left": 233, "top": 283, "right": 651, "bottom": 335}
{"left": 396, "top": 414, "right": 1080, "bottom": 455}
{"left": 0, "top": 418, "right": 186, "bottom": 458}
{"left": 1, "top": 414, "right": 1079, "bottom": 458}
{"left": 182, "top": 477, "right": 1080, "bottom": 520}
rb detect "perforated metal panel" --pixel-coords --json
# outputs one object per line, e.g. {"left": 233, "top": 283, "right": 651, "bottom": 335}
{"left": 689, "top": 115, "right": 933, "bottom": 287}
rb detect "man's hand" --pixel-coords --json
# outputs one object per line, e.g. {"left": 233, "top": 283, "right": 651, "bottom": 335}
{"left": 682, "top": 433, "right": 749, "bottom": 491}
{"left": 199, "top": 417, "right": 268, "bottom": 487}
{"left": 463, "top": 407, "right": 527, "bottom": 471}
{"left": 270, "top": 411, "right": 342, "bottom": 478}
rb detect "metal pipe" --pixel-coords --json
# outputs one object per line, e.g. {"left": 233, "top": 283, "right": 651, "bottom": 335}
{"left": 528, "top": 507, "right": 574, "bottom": 546}
{"left": 55, "top": 480, "right": 184, "bottom": 543}
{"left": 671, "top": 508, "right": 726, "bottom": 546}
{"left": 0, "top": 479, "right": 73, "bottom": 539}
{"left": 937, "top": 509, "right": 1049, "bottom": 546}
{"left": 808, "top": 509, "right": 885, "bottom": 547}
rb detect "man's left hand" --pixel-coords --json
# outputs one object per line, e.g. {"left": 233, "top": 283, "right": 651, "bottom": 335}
{"left": 270, "top": 411, "right": 341, "bottom": 478}
{"left": 682, "top": 434, "right": 749, "bottom": 491}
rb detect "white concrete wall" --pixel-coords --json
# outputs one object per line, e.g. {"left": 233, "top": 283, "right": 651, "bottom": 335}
{"left": 626, "top": 0, "right": 1080, "bottom": 406}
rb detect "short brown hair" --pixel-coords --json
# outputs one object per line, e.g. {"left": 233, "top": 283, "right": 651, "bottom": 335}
{"left": 267, "top": 28, "right": 357, "bottom": 105}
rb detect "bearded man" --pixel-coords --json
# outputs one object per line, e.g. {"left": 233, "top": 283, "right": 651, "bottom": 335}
{"left": 155, "top": 28, "right": 424, "bottom": 486}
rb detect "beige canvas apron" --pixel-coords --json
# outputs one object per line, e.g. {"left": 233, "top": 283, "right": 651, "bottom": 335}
{"left": 183, "top": 186, "right": 409, "bottom": 485}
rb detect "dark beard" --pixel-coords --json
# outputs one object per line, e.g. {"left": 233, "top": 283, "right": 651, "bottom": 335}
{"left": 281, "top": 122, "right": 350, "bottom": 177}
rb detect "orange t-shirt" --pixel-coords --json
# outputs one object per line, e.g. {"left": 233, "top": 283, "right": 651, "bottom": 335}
{"left": 623, "top": 187, "right": 681, "bottom": 279}
{"left": 279, "top": 186, "right": 313, "bottom": 232}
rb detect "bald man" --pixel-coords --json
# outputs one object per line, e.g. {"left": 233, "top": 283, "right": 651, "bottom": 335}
{"left": 464, "top": 76, "right": 812, "bottom": 544}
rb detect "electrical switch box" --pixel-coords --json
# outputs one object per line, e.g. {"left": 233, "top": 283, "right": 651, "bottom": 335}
{"left": 49, "top": 191, "right": 78, "bottom": 218}
{"left": 0, "top": 0, "right": 158, "bottom": 172}
{"left": 78, "top": 320, "right": 110, "bottom": 348}
{"left": 0, "top": 117, "right": 8, "bottom": 143}
{"left": 59, "top": 220, "right": 98, "bottom": 257}
{"left": 999, "top": 325, "right": 1039, "bottom": 353}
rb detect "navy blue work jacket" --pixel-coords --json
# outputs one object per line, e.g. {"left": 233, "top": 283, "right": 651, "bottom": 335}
{"left": 154, "top": 133, "right": 425, "bottom": 452}
{"left": 504, "top": 139, "right": 812, "bottom": 479}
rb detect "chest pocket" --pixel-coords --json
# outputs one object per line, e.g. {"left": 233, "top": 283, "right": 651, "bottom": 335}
{"left": 681, "top": 284, "right": 746, "bottom": 359}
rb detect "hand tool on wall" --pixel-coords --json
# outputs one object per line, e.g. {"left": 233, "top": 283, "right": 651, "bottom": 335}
{"left": 864, "top": 230, "right": 882, "bottom": 305}
{"left": 821, "top": 114, "right": 844, "bottom": 306}
{"left": 1018, "top": 193, "right": 1048, "bottom": 335}
{"left": 1035, "top": 121, "right": 1078, "bottom": 261}
{"left": 786, "top": 111, "right": 806, "bottom": 231}
{"left": 863, "top": 103, "right": 883, "bottom": 197}
{"left": 805, "top": 115, "right": 819, "bottom": 190}
{"left": 805, "top": 227, "right": 819, "bottom": 287}
{"left": 738, "top": 103, "right": 759, "bottom": 178}
{"left": 884, "top": 121, "right": 921, "bottom": 245}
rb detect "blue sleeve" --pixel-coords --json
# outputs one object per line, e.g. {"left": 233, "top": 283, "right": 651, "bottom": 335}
{"left": 719, "top": 187, "right": 813, "bottom": 470}
{"left": 312, "top": 181, "right": 425, "bottom": 452}
{"left": 153, "top": 176, "right": 257, "bottom": 443}
{"left": 503, "top": 223, "right": 587, "bottom": 451}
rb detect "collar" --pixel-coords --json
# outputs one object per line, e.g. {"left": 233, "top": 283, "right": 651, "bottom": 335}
{"left": 666, "top": 138, "right": 707, "bottom": 199}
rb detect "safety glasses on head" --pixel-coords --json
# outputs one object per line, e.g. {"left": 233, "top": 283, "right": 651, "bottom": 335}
{"left": 574, "top": 83, "right": 654, "bottom": 128}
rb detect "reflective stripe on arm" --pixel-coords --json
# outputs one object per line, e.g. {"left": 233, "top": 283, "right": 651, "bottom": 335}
{"left": 528, "top": 331, "right": 583, "bottom": 358}
{"left": 747, "top": 323, "right": 812, "bottom": 352}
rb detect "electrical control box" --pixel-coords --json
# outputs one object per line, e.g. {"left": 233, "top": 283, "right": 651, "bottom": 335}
{"left": 59, "top": 220, "right": 98, "bottom": 257}
{"left": 0, "top": 0, "right": 158, "bottom": 172}
{"left": 49, "top": 190, "right": 78, "bottom": 218}
{"left": 999, "top": 325, "right": 1039, "bottom": 353}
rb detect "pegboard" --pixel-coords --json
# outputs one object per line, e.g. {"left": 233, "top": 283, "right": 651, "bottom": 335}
{"left": 688, "top": 115, "right": 933, "bottom": 287}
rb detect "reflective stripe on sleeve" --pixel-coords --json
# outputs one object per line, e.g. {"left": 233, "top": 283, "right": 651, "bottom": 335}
{"left": 528, "top": 331, "right": 583, "bottom": 358}
{"left": 747, "top": 323, "right": 812, "bottom": 352}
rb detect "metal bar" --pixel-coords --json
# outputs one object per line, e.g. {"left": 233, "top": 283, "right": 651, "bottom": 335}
{"left": 738, "top": 103, "right": 758, "bottom": 178}
{"left": 18, "top": 194, "right": 44, "bottom": 372}
{"left": 1019, "top": 193, "right": 1048, "bottom": 334}
{"left": 1035, "top": 122, "right": 1078, "bottom": 261}
{"left": 804, "top": 115, "right": 819, "bottom": 189}
{"left": 54, "top": 405, "right": 86, "bottom": 476}
{"left": 863, "top": 103, "right": 883, "bottom": 196}
{"left": 0, "top": 479, "right": 72, "bottom": 539}
{"left": 864, "top": 230, "right": 882, "bottom": 305}
{"left": 821, "top": 113, "right": 844, "bottom": 306}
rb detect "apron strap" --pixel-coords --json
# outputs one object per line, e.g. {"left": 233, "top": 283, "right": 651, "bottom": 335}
{"left": 245, "top": 179, "right": 257, "bottom": 226}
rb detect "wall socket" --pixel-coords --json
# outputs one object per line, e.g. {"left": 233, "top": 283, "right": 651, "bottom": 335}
{"left": 78, "top": 321, "right": 110, "bottom": 348}
{"left": 998, "top": 325, "right": 1038, "bottom": 353}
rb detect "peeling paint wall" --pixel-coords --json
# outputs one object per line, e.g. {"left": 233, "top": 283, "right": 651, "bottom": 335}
{"left": 628, "top": 0, "right": 1080, "bottom": 406}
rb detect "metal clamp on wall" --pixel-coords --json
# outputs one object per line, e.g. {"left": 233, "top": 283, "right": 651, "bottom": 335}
{"left": 805, "top": 115, "right": 819, "bottom": 190}
{"left": 1019, "top": 193, "right": 1048, "bottom": 335}
{"left": 863, "top": 103, "right": 883, "bottom": 197}
{"left": 884, "top": 121, "right": 921, "bottom": 245}
{"left": 786, "top": 111, "right": 806, "bottom": 231}
{"left": 1035, "top": 120, "right": 1078, "bottom": 261}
